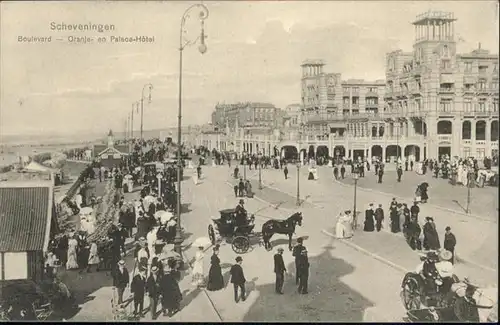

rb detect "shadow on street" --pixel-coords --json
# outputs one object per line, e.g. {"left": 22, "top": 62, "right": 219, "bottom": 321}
{"left": 241, "top": 241, "right": 374, "bottom": 322}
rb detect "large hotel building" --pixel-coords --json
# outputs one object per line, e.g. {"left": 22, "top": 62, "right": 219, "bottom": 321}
{"left": 199, "top": 11, "right": 499, "bottom": 162}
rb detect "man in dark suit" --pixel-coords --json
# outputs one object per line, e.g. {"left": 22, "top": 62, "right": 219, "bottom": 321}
{"left": 131, "top": 267, "right": 147, "bottom": 317}
{"left": 292, "top": 237, "right": 305, "bottom": 285}
{"left": 375, "top": 204, "right": 385, "bottom": 232}
{"left": 340, "top": 164, "right": 346, "bottom": 179}
{"left": 297, "top": 248, "right": 310, "bottom": 294}
{"left": 443, "top": 226, "right": 457, "bottom": 264}
{"left": 273, "top": 247, "right": 286, "bottom": 294}
{"left": 146, "top": 265, "right": 162, "bottom": 320}
{"left": 230, "top": 256, "right": 246, "bottom": 303}
{"left": 113, "top": 260, "right": 129, "bottom": 305}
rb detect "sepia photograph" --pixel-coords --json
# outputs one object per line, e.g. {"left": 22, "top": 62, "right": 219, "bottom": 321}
{"left": 0, "top": 0, "right": 498, "bottom": 322}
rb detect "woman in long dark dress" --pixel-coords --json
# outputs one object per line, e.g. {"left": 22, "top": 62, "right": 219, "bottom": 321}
{"left": 207, "top": 245, "right": 224, "bottom": 291}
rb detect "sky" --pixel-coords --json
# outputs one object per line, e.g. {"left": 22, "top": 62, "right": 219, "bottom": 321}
{"left": 0, "top": 0, "right": 498, "bottom": 137}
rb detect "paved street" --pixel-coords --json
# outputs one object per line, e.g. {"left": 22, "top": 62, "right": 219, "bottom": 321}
{"left": 178, "top": 166, "right": 407, "bottom": 322}
{"left": 238, "top": 165, "right": 498, "bottom": 274}
{"left": 335, "top": 165, "right": 498, "bottom": 220}
{"left": 59, "top": 162, "right": 497, "bottom": 321}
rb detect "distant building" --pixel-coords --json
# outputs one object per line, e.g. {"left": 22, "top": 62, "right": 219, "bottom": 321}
{"left": 0, "top": 180, "right": 59, "bottom": 284}
{"left": 211, "top": 102, "right": 281, "bottom": 129}
{"left": 93, "top": 130, "right": 130, "bottom": 168}
{"left": 384, "top": 11, "right": 499, "bottom": 160}
{"left": 277, "top": 11, "right": 499, "bottom": 162}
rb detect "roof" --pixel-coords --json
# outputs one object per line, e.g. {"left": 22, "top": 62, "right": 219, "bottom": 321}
{"left": 24, "top": 161, "right": 54, "bottom": 173}
{"left": 0, "top": 182, "right": 53, "bottom": 252}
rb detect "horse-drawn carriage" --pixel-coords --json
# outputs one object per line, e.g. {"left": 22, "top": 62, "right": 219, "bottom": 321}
{"left": 401, "top": 254, "right": 497, "bottom": 322}
{"left": 208, "top": 209, "right": 256, "bottom": 254}
{"left": 0, "top": 279, "right": 75, "bottom": 321}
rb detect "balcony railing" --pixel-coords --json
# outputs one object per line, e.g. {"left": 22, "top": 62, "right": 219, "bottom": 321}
{"left": 439, "top": 87, "right": 455, "bottom": 94}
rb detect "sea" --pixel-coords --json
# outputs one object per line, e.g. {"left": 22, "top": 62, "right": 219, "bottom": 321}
{"left": 0, "top": 127, "right": 183, "bottom": 167}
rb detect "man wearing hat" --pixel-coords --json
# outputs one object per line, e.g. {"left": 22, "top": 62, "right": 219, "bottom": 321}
{"left": 130, "top": 266, "right": 147, "bottom": 317}
{"left": 230, "top": 256, "right": 246, "bottom": 303}
{"left": 235, "top": 199, "right": 247, "bottom": 229}
{"left": 146, "top": 265, "right": 162, "bottom": 320}
{"left": 292, "top": 237, "right": 305, "bottom": 285}
{"left": 443, "top": 227, "right": 457, "bottom": 264}
{"left": 273, "top": 248, "right": 286, "bottom": 294}
{"left": 297, "top": 248, "right": 310, "bottom": 294}
{"left": 113, "top": 260, "right": 130, "bottom": 305}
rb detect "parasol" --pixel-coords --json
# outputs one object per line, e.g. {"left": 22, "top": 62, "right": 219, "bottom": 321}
{"left": 192, "top": 237, "right": 212, "bottom": 248}
{"left": 124, "top": 174, "right": 133, "bottom": 180}
{"left": 159, "top": 250, "right": 181, "bottom": 261}
{"left": 80, "top": 207, "right": 93, "bottom": 215}
{"left": 167, "top": 219, "right": 177, "bottom": 227}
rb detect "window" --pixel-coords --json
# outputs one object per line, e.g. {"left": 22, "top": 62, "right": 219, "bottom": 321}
{"left": 464, "top": 62, "right": 472, "bottom": 73}
{"left": 415, "top": 99, "right": 421, "bottom": 110}
{"left": 366, "top": 98, "right": 378, "bottom": 105}
{"left": 352, "top": 97, "right": 359, "bottom": 105}
{"left": 441, "top": 60, "right": 450, "bottom": 70}
{"left": 343, "top": 97, "right": 349, "bottom": 105}
{"left": 476, "top": 148, "right": 485, "bottom": 159}
{"left": 439, "top": 99, "right": 452, "bottom": 112}
{"left": 464, "top": 83, "right": 474, "bottom": 90}
{"left": 343, "top": 87, "right": 350, "bottom": 93}
{"left": 494, "top": 63, "right": 498, "bottom": 72}
{"left": 342, "top": 109, "right": 350, "bottom": 116}
{"left": 464, "top": 99, "right": 472, "bottom": 112}
{"left": 478, "top": 66, "right": 488, "bottom": 74}
{"left": 478, "top": 80, "right": 487, "bottom": 89}
{"left": 3, "top": 252, "right": 28, "bottom": 280}
{"left": 352, "top": 87, "right": 359, "bottom": 93}
{"left": 477, "top": 99, "right": 487, "bottom": 112}
{"left": 463, "top": 147, "right": 471, "bottom": 158}
{"left": 368, "top": 87, "right": 378, "bottom": 93}
{"left": 491, "top": 82, "right": 498, "bottom": 89}
{"left": 494, "top": 99, "right": 499, "bottom": 112}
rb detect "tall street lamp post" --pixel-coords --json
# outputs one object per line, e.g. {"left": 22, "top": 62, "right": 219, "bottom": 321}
{"left": 174, "top": 3, "right": 209, "bottom": 255}
{"left": 243, "top": 153, "right": 247, "bottom": 181}
{"left": 140, "top": 83, "right": 153, "bottom": 159}
{"left": 352, "top": 170, "right": 359, "bottom": 230}
{"left": 296, "top": 126, "right": 304, "bottom": 206}
{"left": 258, "top": 152, "right": 263, "bottom": 189}
{"left": 131, "top": 102, "right": 139, "bottom": 139}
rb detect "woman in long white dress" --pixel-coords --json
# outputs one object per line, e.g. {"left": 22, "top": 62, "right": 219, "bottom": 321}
{"left": 191, "top": 246, "right": 205, "bottom": 287}
{"left": 66, "top": 234, "right": 79, "bottom": 270}
{"left": 87, "top": 241, "right": 100, "bottom": 272}
{"left": 335, "top": 212, "right": 353, "bottom": 239}
{"left": 193, "top": 169, "right": 198, "bottom": 185}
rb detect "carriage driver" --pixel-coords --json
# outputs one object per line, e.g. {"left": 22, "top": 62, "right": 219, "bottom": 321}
{"left": 234, "top": 199, "right": 247, "bottom": 229}
{"left": 416, "top": 250, "right": 454, "bottom": 294}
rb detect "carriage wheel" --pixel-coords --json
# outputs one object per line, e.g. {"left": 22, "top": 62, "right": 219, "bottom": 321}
{"left": 401, "top": 276, "right": 423, "bottom": 310}
{"left": 231, "top": 236, "right": 250, "bottom": 254}
{"left": 208, "top": 225, "right": 216, "bottom": 245}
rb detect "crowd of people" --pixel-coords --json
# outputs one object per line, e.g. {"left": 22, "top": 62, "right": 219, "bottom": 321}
{"left": 334, "top": 196, "right": 458, "bottom": 264}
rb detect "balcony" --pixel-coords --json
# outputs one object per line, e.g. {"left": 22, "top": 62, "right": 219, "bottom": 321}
{"left": 437, "top": 135, "right": 452, "bottom": 142}
{"left": 365, "top": 103, "right": 379, "bottom": 109}
{"left": 342, "top": 103, "right": 350, "bottom": 110}
{"left": 411, "top": 87, "right": 422, "bottom": 95}
{"left": 476, "top": 87, "right": 489, "bottom": 94}
{"left": 439, "top": 87, "right": 455, "bottom": 94}
{"left": 463, "top": 87, "right": 475, "bottom": 94}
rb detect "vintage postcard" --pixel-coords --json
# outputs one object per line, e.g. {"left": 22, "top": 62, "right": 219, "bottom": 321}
{"left": 0, "top": 0, "right": 498, "bottom": 322}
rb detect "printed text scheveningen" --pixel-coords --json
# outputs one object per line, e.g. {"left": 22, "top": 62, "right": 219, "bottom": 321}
{"left": 50, "top": 22, "right": 115, "bottom": 33}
